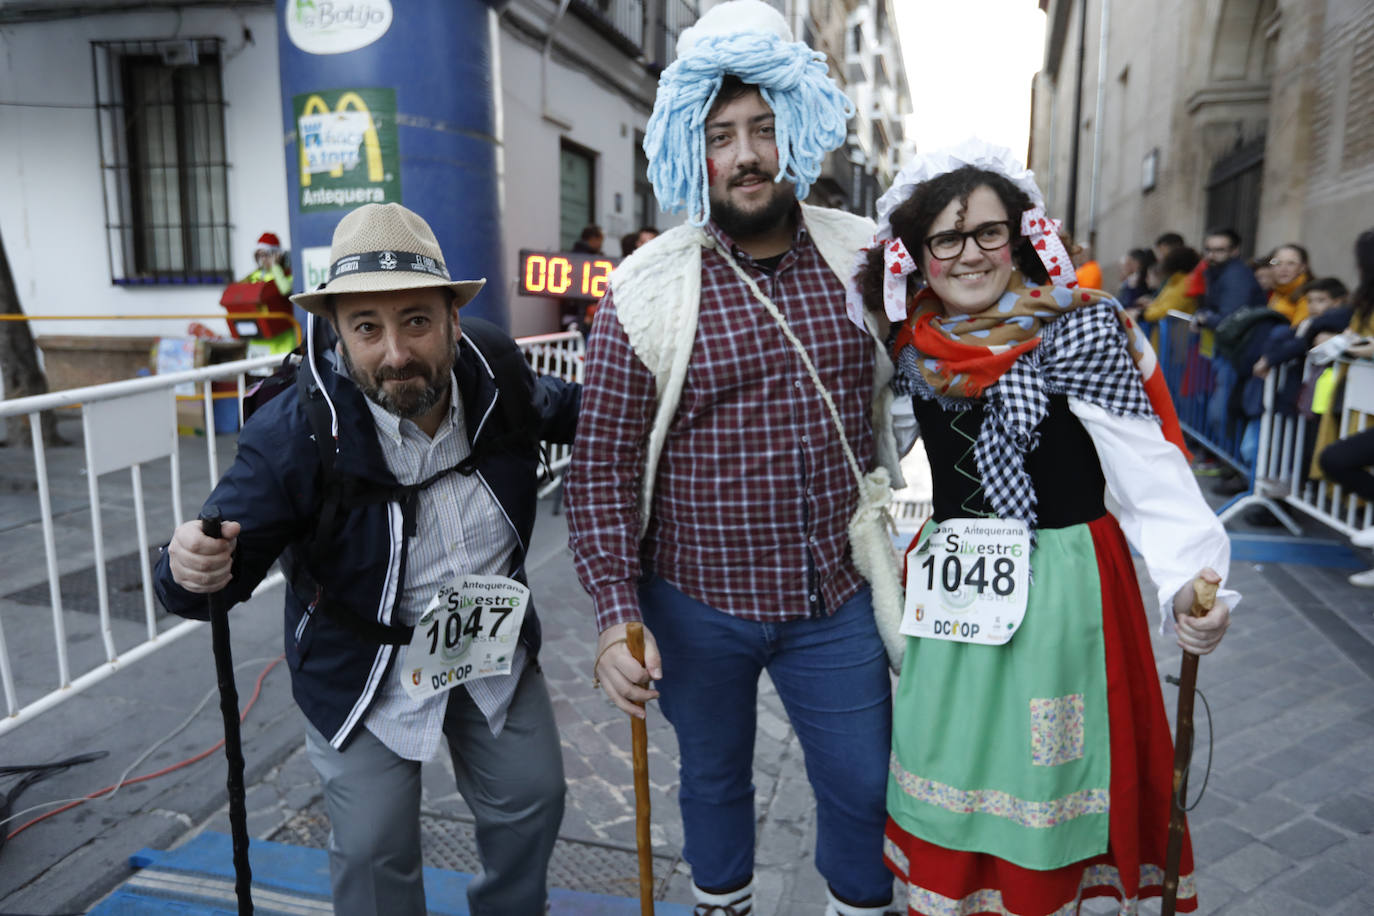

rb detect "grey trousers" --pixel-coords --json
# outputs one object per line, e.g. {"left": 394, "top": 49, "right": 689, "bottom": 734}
{"left": 304, "top": 665, "right": 566, "bottom": 916}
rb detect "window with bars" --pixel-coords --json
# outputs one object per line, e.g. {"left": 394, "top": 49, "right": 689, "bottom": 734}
{"left": 92, "top": 39, "right": 232, "bottom": 285}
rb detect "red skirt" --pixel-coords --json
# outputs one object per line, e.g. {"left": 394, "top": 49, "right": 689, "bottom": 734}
{"left": 884, "top": 516, "right": 1197, "bottom": 915}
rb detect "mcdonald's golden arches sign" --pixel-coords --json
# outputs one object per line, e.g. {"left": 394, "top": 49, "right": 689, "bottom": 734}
{"left": 293, "top": 87, "right": 401, "bottom": 212}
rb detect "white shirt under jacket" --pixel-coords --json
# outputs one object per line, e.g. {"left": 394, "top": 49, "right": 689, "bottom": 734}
{"left": 361, "top": 371, "right": 526, "bottom": 762}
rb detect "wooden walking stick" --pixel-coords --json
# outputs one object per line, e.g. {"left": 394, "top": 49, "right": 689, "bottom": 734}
{"left": 625, "top": 622, "right": 654, "bottom": 915}
{"left": 1160, "top": 576, "right": 1217, "bottom": 916}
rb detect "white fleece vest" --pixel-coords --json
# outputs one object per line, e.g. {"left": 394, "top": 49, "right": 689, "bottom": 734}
{"left": 608, "top": 202, "right": 904, "bottom": 538}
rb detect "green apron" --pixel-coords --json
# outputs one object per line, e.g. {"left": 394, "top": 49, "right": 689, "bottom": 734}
{"left": 888, "top": 522, "right": 1112, "bottom": 870}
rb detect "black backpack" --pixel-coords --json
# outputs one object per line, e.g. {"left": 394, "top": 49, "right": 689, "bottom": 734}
{"left": 241, "top": 318, "right": 539, "bottom": 645}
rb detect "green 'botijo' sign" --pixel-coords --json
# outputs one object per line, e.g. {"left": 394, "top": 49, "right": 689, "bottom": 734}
{"left": 293, "top": 87, "right": 401, "bottom": 212}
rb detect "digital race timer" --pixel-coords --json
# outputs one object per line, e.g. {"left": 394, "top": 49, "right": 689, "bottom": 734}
{"left": 518, "top": 249, "right": 618, "bottom": 301}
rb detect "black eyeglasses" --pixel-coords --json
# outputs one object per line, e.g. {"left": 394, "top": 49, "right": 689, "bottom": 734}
{"left": 924, "top": 221, "right": 1013, "bottom": 260}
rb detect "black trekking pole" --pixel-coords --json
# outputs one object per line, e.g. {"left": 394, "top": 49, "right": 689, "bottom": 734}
{"left": 200, "top": 505, "right": 254, "bottom": 914}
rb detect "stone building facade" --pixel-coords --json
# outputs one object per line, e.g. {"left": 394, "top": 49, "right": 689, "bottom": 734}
{"left": 803, "top": 0, "right": 914, "bottom": 215}
{"left": 1030, "top": 0, "right": 1374, "bottom": 286}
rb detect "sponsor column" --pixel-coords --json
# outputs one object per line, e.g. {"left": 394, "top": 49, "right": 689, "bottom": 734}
{"left": 277, "top": 0, "right": 509, "bottom": 328}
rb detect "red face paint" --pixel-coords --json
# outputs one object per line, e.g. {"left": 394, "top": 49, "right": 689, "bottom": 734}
{"left": 995, "top": 247, "right": 1012, "bottom": 265}
{"left": 706, "top": 158, "right": 718, "bottom": 183}
{"left": 927, "top": 259, "right": 943, "bottom": 278}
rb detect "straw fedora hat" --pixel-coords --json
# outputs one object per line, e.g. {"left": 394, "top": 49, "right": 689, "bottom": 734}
{"left": 290, "top": 203, "right": 486, "bottom": 316}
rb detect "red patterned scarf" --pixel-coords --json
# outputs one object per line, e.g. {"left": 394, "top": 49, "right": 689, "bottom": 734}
{"left": 892, "top": 273, "right": 1191, "bottom": 458}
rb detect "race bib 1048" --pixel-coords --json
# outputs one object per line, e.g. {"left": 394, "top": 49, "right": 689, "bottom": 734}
{"left": 902, "top": 518, "right": 1030, "bottom": 646}
{"left": 402, "top": 575, "right": 529, "bottom": 700}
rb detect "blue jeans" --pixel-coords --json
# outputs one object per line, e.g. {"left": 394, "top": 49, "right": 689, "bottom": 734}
{"left": 1206, "top": 358, "right": 1237, "bottom": 443}
{"left": 1240, "top": 417, "right": 1260, "bottom": 469}
{"left": 639, "top": 577, "right": 893, "bottom": 905}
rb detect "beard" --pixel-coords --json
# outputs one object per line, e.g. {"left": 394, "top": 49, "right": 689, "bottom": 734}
{"left": 709, "top": 170, "right": 796, "bottom": 240}
{"left": 340, "top": 333, "right": 454, "bottom": 421}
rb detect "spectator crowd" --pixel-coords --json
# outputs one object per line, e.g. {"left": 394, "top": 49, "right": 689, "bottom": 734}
{"left": 1083, "top": 226, "right": 1374, "bottom": 587}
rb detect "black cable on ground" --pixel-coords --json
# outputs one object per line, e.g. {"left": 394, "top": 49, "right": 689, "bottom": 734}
{"left": 0, "top": 752, "right": 109, "bottom": 857}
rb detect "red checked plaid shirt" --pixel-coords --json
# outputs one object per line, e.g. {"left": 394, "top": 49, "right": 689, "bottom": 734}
{"left": 566, "top": 214, "right": 876, "bottom": 632}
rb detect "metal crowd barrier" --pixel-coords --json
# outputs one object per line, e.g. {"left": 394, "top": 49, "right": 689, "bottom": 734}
{"left": 892, "top": 496, "right": 935, "bottom": 533}
{"left": 516, "top": 330, "right": 586, "bottom": 497}
{"left": 1221, "top": 357, "right": 1374, "bottom": 539}
{"left": 0, "top": 332, "right": 585, "bottom": 736}
{"left": 1155, "top": 311, "right": 1247, "bottom": 472}
{"left": 1153, "top": 311, "right": 1373, "bottom": 538}
{"left": 0, "top": 356, "right": 281, "bottom": 737}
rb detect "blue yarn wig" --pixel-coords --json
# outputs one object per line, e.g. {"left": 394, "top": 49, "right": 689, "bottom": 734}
{"left": 643, "top": 31, "right": 854, "bottom": 227}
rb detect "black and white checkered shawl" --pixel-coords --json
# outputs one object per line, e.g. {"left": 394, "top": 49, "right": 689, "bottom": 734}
{"left": 895, "top": 301, "right": 1157, "bottom": 542}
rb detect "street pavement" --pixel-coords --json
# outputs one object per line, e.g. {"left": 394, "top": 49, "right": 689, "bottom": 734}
{"left": 0, "top": 417, "right": 1372, "bottom": 914}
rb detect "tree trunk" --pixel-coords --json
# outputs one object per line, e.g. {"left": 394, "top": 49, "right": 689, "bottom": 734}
{"left": 0, "top": 228, "right": 63, "bottom": 447}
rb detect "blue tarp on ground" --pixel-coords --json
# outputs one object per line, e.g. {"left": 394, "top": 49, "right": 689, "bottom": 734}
{"left": 1227, "top": 532, "right": 1366, "bottom": 568}
{"left": 90, "top": 832, "right": 692, "bottom": 915}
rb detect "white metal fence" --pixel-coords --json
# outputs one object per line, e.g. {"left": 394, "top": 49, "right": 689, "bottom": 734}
{"left": 1150, "top": 311, "right": 1373, "bottom": 540}
{"left": 0, "top": 356, "right": 281, "bottom": 737}
{"left": 517, "top": 330, "right": 586, "bottom": 496}
{"left": 1221, "top": 357, "right": 1374, "bottom": 539}
{"left": 0, "top": 331, "right": 586, "bottom": 737}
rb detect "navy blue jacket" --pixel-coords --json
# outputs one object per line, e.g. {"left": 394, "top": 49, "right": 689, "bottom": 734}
{"left": 155, "top": 319, "right": 579, "bottom": 749}
{"left": 1253, "top": 306, "right": 1355, "bottom": 414}
{"left": 1262, "top": 306, "right": 1354, "bottom": 368}
{"left": 1196, "top": 258, "right": 1266, "bottom": 328}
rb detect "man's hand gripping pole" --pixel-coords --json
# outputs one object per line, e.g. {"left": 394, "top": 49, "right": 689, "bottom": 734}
{"left": 626, "top": 622, "right": 654, "bottom": 914}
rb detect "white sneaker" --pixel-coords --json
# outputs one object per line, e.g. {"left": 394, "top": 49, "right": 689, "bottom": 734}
{"left": 825, "top": 887, "right": 896, "bottom": 916}
{"left": 1349, "top": 568, "right": 1374, "bottom": 588}
{"left": 694, "top": 879, "right": 753, "bottom": 915}
{"left": 1351, "top": 527, "right": 1374, "bottom": 549}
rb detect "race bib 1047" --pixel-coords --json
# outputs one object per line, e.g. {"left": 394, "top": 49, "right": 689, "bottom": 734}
{"left": 902, "top": 518, "right": 1030, "bottom": 646}
{"left": 402, "top": 575, "right": 529, "bottom": 700}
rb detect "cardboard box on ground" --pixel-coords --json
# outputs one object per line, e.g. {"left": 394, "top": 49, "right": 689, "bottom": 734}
{"left": 155, "top": 337, "right": 248, "bottom": 436}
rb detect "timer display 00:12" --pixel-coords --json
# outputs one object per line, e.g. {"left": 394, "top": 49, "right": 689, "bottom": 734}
{"left": 518, "top": 249, "right": 617, "bottom": 301}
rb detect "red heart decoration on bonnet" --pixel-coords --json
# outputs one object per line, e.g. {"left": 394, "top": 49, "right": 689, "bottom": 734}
{"left": 890, "top": 262, "right": 904, "bottom": 274}
{"left": 1049, "top": 265, "right": 1062, "bottom": 276}
{"left": 1034, "top": 239, "right": 1047, "bottom": 250}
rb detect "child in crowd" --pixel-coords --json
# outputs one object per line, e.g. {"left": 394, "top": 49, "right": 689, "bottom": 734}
{"left": 1252, "top": 277, "right": 1352, "bottom": 408}
{"left": 1237, "top": 278, "right": 1353, "bottom": 496}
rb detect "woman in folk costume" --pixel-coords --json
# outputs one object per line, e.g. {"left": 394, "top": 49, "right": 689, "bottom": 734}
{"left": 849, "top": 140, "right": 1235, "bottom": 915}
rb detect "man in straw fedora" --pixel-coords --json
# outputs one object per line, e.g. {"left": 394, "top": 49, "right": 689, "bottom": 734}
{"left": 156, "top": 202, "right": 580, "bottom": 915}
{"left": 566, "top": 1, "right": 904, "bottom": 913}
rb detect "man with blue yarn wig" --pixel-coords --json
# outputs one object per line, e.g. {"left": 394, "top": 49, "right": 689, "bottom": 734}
{"left": 567, "top": 2, "right": 906, "bottom": 913}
